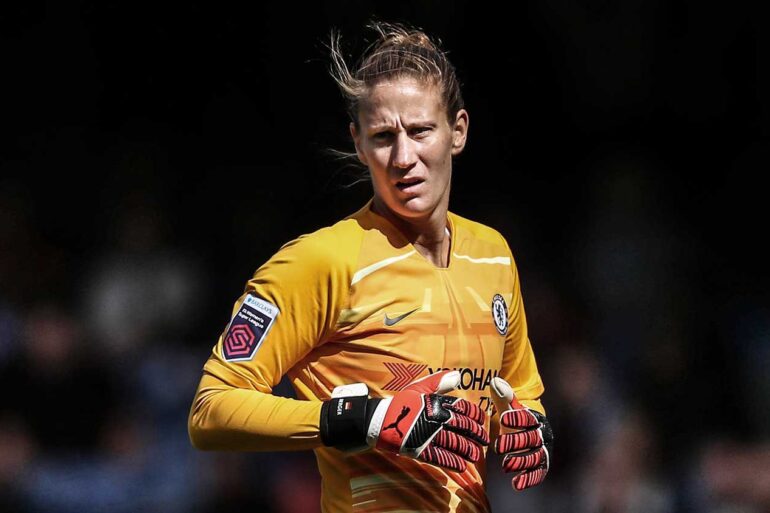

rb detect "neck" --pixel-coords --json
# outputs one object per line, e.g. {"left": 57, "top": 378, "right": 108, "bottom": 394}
{"left": 372, "top": 197, "right": 451, "bottom": 267}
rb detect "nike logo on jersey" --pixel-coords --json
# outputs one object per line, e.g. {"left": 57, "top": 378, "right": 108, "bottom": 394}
{"left": 383, "top": 308, "right": 420, "bottom": 326}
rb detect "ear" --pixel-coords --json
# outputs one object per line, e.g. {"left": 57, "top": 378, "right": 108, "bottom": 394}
{"left": 450, "top": 109, "right": 469, "bottom": 156}
{"left": 349, "top": 122, "right": 368, "bottom": 166}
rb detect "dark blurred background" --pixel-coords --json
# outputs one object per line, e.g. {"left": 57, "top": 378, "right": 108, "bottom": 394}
{"left": 1, "top": 1, "right": 768, "bottom": 512}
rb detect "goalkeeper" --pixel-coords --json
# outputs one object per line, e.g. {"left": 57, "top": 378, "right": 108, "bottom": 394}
{"left": 189, "top": 21, "right": 552, "bottom": 512}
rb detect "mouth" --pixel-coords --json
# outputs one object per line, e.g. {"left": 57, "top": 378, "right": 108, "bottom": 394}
{"left": 396, "top": 177, "right": 425, "bottom": 192}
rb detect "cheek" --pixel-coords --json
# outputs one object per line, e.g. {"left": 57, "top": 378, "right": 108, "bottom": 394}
{"left": 427, "top": 144, "right": 453, "bottom": 177}
{"left": 368, "top": 149, "right": 398, "bottom": 182}
{"left": 371, "top": 147, "right": 392, "bottom": 168}
{"left": 368, "top": 166, "right": 390, "bottom": 192}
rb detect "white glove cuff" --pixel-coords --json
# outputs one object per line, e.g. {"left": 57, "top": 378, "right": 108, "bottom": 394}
{"left": 366, "top": 397, "right": 392, "bottom": 447}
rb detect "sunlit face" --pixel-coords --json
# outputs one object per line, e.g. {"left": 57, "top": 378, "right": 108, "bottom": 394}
{"left": 350, "top": 77, "right": 468, "bottom": 222}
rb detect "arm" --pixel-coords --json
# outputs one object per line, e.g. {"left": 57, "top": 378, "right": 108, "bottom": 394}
{"left": 188, "top": 233, "right": 351, "bottom": 452}
{"left": 189, "top": 317, "right": 491, "bottom": 468}
{"left": 189, "top": 372, "right": 322, "bottom": 451}
{"left": 498, "top": 236, "right": 545, "bottom": 413}
{"left": 492, "top": 235, "right": 553, "bottom": 490}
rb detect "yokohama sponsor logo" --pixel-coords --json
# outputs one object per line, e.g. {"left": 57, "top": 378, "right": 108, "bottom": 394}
{"left": 428, "top": 367, "right": 499, "bottom": 391}
{"left": 383, "top": 363, "right": 428, "bottom": 391}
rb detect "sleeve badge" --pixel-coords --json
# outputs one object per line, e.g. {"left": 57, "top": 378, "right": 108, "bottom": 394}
{"left": 222, "top": 294, "right": 280, "bottom": 361}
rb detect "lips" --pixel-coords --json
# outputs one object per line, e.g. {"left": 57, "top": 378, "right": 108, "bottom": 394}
{"left": 396, "top": 177, "right": 425, "bottom": 192}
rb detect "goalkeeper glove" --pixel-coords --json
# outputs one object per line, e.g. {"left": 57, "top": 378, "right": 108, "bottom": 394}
{"left": 320, "top": 370, "right": 489, "bottom": 472}
{"left": 490, "top": 376, "right": 553, "bottom": 490}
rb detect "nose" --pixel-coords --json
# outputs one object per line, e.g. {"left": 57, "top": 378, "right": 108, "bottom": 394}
{"left": 391, "top": 131, "right": 417, "bottom": 170}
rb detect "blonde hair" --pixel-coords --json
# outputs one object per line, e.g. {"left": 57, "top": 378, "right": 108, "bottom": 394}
{"left": 328, "top": 21, "right": 464, "bottom": 128}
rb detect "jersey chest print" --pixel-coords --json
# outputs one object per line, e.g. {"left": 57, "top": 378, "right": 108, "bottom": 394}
{"left": 222, "top": 294, "right": 280, "bottom": 361}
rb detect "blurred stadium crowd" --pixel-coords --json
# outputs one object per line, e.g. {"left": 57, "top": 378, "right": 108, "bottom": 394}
{"left": 2, "top": 2, "right": 769, "bottom": 512}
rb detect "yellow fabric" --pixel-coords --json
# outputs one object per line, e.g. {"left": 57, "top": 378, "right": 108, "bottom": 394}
{"left": 189, "top": 199, "right": 545, "bottom": 513}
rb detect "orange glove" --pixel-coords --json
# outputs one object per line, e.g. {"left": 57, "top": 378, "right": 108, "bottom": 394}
{"left": 491, "top": 377, "right": 553, "bottom": 490}
{"left": 321, "top": 370, "right": 489, "bottom": 472}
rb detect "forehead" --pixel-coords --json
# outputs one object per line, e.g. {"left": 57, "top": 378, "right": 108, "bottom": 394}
{"left": 357, "top": 77, "right": 446, "bottom": 127}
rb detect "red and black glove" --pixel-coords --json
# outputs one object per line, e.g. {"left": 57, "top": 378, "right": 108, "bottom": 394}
{"left": 491, "top": 377, "right": 553, "bottom": 490}
{"left": 320, "top": 370, "right": 489, "bottom": 472}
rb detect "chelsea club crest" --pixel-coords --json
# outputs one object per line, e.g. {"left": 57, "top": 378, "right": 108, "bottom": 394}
{"left": 491, "top": 294, "right": 508, "bottom": 336}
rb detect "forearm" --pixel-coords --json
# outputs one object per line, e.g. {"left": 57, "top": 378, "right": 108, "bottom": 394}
{"left": 188, "top": 372, "right": 323, "bottom": 452}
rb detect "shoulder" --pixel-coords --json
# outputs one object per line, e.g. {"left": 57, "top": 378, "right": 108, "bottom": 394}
{"left": 265, "top": 216, "right": 365, "bottom": 274}
{"left": 449, "top": 211, "right": 510, "bottom": 250}
{"left": 449, "top": 211, "right": 519, "bottom": 282}
{"left": 282, "top": 217, "right": 363, "bottom": 253}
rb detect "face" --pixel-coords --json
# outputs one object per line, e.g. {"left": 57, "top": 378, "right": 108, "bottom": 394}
{"left": 350, "top": 77, "right": 468, "bottom": 222}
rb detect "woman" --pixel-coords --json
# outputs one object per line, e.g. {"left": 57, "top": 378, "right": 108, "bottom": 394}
{"left": 189, "top": 22, "right": 552, "bottom": 512}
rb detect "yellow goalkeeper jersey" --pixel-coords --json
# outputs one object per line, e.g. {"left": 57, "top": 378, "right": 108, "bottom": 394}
{"left": 189, "top": 199, "right": 545, "bottom": 513}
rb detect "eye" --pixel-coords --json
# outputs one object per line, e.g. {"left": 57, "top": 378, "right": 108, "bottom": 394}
{"left": 409, "top": 126, "right": 432, "bottom": 138}
{"left": 372, "top": 131, "right": 393, "bottom": 141}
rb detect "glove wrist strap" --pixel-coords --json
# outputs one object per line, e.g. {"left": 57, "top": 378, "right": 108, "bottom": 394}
{"left": 319, "top": 383, "right": 382, "bottom": 451}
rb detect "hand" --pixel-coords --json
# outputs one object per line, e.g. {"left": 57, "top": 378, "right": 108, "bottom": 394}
{"left": 321, "top": 370, "right": 489, "bottom": 472}
{"left": 371, "top": 370, "right": 490, "bottom": 471}
{"left": 490, "top": 377, "right": 553, "bottom": 490}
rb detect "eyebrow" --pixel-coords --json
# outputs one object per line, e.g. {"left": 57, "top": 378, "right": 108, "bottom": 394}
{"left": 368, "top": 120, "right": 437, "bottom": 131}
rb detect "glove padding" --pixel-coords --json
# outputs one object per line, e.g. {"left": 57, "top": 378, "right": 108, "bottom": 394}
{"left": 491, "top": 377, "right": 553, "bottom": 490}
{"left": 321, "top": 370, "right": 489, "bottom": 472}
{"left": 369, "top": 370, "right": 489, "bottom": 472}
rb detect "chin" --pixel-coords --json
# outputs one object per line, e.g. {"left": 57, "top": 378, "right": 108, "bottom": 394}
{"left": 394, "top": 197, "right": 437, "bottom": 219}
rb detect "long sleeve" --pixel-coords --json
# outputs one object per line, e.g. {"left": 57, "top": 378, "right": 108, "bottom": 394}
{"left": 188, "top": 225, "right": 357, "bottom": 452}
{"left": 497, "top": 235, "right": 546, "bottom": 416}
{"left": 188, "top": 372, "right": 322, "bottom": 451}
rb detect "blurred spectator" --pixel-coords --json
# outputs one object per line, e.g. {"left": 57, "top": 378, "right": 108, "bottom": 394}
{"left": 21, "top": 407, "right": 203, "bottom": 513}
{"left": 135, "top": 345, "right": 203, "bottom": 426}
{"left": 82, "top": 190, "right": 203, "bottom": 358}
{"left": 0, "top": 181, "right": 68, "bottom": 307}
{"left": 270, "top": 453, "right": 322, "bottom": 513}
{"left": 548, "top": 344, "right": 623, "bottom": 476}
{"left": 686, "top": 440, "right": 770, "bottom": 513}
{"left": 197, "top": 453, "right": 278, "bottom": 513}
{"left": 0, "top": 300, "right": 21, "bottom": 367}
{"left": 0, "top": 415, "right": 36, "bottom": 513}
{"left": 573, "top": 155, "right": 687, "bottom": 392}
{"left": 580, "top": 411, "right": 673, "bottom": 513}
{"left": 726, "top": 303, "right": 770, "bottom": 435}
{"left": 0, "top": 303, "right": 117, "bottom": 454}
